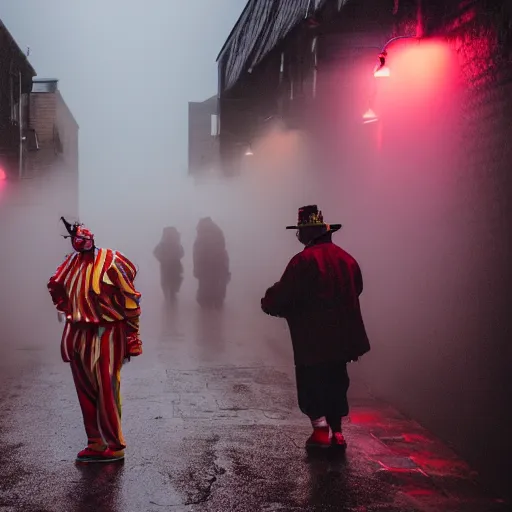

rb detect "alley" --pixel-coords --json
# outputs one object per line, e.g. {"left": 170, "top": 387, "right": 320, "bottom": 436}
{"left": 1, "top": 1, "right": 511, "bottom": 509}
{"left": 0, "top": 282, "right": 507, "bottom": 511}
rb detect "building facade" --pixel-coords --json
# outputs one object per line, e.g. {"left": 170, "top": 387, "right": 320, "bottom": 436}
{"left": 0, "top": 20, "right": 36, "bottom": 179}
{"left": 218, "top": 0, "right": 512, "bottom": 499}
{"left": 26, "top": 78, "right": 79, "bottom": 175}
{"left": 24, "top": 78, "right": 79, "bottom": 210}
{"left": 0, "top": 17, "right": 79, "bottom": 218}
{"left": 188, "top": 95, "right": 219, "bottom": 177}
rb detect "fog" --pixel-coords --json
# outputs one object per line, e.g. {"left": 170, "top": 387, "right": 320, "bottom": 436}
{"left": 307, "top": 38, "right": 512, "bottom": 495}
{"left": 0, "top": 1, "right": 510, "bottom": 499}
{"left": 0, "top": 1, "right": 326, "bottom": 370}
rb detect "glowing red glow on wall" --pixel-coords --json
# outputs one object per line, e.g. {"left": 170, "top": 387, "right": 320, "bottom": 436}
{"left": 395, "top": 41, "right": 451, "bottom": 84}
{"left": 373, "top": 39, "right": 456, "bottom": 128}
{"left": 0, "top": 168, "right": 5, "bottom": 180}
{"left": 386, "top": 40, "right": 454, "bottom": 100}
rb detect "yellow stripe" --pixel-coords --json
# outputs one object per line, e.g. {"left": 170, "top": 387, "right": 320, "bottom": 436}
{"left": 92, "top": 249, "right": 107, "bottom": 295}
{"left": 64, "top": 258, "right": 79, "bottom": 289}
{"left": 116, "top": 252, "right": 136, "bottom": 277}
{"left": 125, "top": 297, "right": 138, "bottom": 309}
{"left": 103, "top": 272, "right": 114, "bottom": 285}
{"left": 116, "top": 270, "right": 134, "bottom": 294}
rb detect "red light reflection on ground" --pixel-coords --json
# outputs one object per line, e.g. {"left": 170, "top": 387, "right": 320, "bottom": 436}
{"left": 405, "top": 488, "right": 437, "bottom": 497}
{"left": 349, "top": 410, "right": 384, "bottom": 424}
{"left": 410, "top": 454, "right": 473, "bottom": 475}
{"left": 402, "top": 433, "right": 431, "bottom": 444}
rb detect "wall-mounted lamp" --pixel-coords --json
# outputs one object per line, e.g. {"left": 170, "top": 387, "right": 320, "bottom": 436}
{"left": 373, "top": 36, "right": 419, "bottom": 78}
{"left": 362, "top": 108, "right": 378, "bottom": 124}
{"left": 244, "top": 145, "right": 254, "bottom": 156}
{"left": 374, "top": 52, "right": 391, "bottom": 77}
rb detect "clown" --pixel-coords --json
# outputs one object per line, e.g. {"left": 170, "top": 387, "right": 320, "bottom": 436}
{"left": 48, "top": 217, "right": 142, "bottom": 463}
{"left": 261, "top": 205, "right": 370, "bottom": 450}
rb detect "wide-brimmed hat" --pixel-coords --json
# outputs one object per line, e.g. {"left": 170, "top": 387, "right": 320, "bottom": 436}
{"left": 286, "top": 205, "right": 341, "bottom": 232}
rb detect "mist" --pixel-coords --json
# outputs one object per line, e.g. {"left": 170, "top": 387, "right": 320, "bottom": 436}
{"left": 0, "top": 1, "right": 313, "bottom": 312}
{"left": 0, "top": 1, "right": 510, "bottom": 502}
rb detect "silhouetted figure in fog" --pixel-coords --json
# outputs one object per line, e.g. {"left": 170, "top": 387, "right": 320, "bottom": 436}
{"left": 261, "top": 205, "right": 370, "bottom": 451}
{"left": 193, "top": 217, "right": 230, "bottom": 309}
{"left": 153, "top": 227, "right": 184, "bottom": 302}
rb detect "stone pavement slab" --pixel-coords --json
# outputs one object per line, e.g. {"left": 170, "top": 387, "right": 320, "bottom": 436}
{"left": 0, "top": 346, "right": 508, "bottom": 512}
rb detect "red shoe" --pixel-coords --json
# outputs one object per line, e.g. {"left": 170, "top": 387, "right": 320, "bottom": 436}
{"left": 76, "top": 447, "right": 125, "bottom": 463}
{"left": 306, "top": 427, "right": 331, "bottom": 449}
{"left": 331, "top": 432, "right": 347, "bottom": 450}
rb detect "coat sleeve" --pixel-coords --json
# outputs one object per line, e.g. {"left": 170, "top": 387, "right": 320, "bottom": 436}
{"left": 47, "top": 256, "right": 72, "bottom": 313}
{"left": 108, "top": 253, "right": 141, "bottom": 334}
{"left": 108, "top": 252, "right": 143, "bottom": 357}
{"left": 261, "top": 254, "right": 308, "bottom": 318}
{"left": 353, "top": 261, "right": 363, "bottom": 296}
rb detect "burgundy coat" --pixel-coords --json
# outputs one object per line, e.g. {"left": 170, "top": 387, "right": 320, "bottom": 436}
{"left": 261, "top": 240, "right": 370, "bottom": 366}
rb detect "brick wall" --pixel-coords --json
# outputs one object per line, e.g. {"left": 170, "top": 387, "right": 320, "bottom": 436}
{"left": 28, "top": 89, "right": 78, "bottom": 170}
{"left": 311, "top": 0, "right": 512, "bottom": 499}
{"left": 29, "top": 93, "right": 57, "bottom": 145}
{"left": 54, "top": 90, "right": 79, "bottom": 174}
{"left": 26, "top": 87, "right": 79, "bottom": 209}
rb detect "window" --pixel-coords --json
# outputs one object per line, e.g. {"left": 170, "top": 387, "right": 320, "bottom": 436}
{"left": 211, "top": 114, "right": 219, "bottom": 137}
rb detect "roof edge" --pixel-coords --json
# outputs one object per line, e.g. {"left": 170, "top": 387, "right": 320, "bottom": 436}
{"left": 0, "top": 19, "right": 37, "bottom": 76}
{"left": 216, "top": 0, "right": 253, "bottom": 62}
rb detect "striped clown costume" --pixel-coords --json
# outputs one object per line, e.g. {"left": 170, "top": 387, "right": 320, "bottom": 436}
{"left": 48, "top": 217, "right": 142, "bottom": 463}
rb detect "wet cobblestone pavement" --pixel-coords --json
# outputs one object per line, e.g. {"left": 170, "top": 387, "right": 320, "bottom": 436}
{"left": 0, "top": 294, "right": 508, "bottom": 512}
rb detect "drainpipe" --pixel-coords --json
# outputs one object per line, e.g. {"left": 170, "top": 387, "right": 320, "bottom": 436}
{"left": 18, "top": 71, "right": 23, "bottom": 179}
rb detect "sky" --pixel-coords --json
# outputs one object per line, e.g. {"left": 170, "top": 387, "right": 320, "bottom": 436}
{"left": 0, "top": 0, "right": 245, "bottom": 216}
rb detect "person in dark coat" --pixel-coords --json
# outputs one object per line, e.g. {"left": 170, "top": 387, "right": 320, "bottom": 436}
{"left": 261, "top": 205, "right": 370, "bottom": 450}
{"left": 193, "top": 217, "right": 230, "bottom": 309}
{"left": 153, "top": 227, "right": 184, "bottom": 302}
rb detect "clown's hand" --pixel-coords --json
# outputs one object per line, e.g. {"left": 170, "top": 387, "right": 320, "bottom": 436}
{"left": 57, "top": 311, "right": 65, "bottom": 323}
{"left": 126, "top": 333, "right": 143, "bottom": 357}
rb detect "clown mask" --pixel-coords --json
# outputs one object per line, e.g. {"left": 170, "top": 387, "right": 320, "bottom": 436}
{"left": 72, "top": 226, "right": 94, "bottom": 252}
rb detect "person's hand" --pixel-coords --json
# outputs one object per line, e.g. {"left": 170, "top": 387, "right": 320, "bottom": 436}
{"left": 57, "top": 311, "right": 65, "bottom": 323}
{"left": 126, "top": 333, "right": 143, "bottom": 357}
